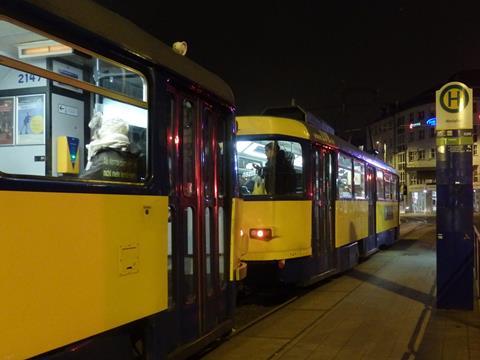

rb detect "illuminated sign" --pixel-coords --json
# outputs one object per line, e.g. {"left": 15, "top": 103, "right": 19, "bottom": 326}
{"left": 409, "top": 122, "right": 421, "bottom": 129}
{"left": 426, "top": 117, "right": 436, "bottom": 127}
{"left": 435, "top": 81, "right": 472, "bottom": 130}
{"left": 439, "top": 84, "right": 469, "bottom": 113}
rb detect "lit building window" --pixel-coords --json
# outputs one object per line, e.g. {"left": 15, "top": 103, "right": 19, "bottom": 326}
{"left": 409, "top": 151, "right": 416, "bottom": 162}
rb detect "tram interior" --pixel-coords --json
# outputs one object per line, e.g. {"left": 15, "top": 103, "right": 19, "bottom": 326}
{"left": 236, "top": 139, "right": 304, "bottom": 196}
{"left": 0, "top": 19, "right": 147, "bottom": 181}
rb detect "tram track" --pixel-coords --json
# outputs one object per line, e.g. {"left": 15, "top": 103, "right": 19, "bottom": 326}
{"left": 193, "top": 285, "right": 306, "bottom": 359}
{"left": 232, "top": 294, "right": 299, "bottom": 336}
{"left": 229, "top": 274, "right": 340, "bottom": 337}
{"left": 196, "top": 222, "right": 432, "bottom": 359}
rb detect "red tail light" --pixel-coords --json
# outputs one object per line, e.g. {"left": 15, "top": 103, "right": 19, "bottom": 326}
{"left": 249, "top": 228, "right": 273, "bottom": 240}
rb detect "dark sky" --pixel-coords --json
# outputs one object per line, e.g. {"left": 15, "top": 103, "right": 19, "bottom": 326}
{"left": 93, "top": 1, "right": 480, "bottom": 134}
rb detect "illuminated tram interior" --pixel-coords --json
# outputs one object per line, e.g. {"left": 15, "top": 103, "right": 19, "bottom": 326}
{"left": 0, "top": 19, "right": 147, "bottom": 180}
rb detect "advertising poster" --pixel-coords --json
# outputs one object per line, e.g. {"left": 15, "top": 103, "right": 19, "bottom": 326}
{"left": 0, "top": 97, "right": 14, "bottom": 145}
{"left": 16, "top": 94, "right": 45, "bottom": 145}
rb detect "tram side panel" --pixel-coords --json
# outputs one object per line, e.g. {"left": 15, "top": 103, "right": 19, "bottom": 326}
{"left": 376, "top": 200, "right": 400, "bottom": 246}
{"left": 0, "top": 191, "right": 168, "bottom": 360}
{"left": 334, "top": 199, "right": 368, "bottom": 271}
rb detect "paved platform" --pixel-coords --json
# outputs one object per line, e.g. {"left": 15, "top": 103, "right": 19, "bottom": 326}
{"left": 200, "top": 222, "right": 480, "bottom": 360}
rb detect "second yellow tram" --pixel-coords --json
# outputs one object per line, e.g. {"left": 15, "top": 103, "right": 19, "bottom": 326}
{"left": 235, "top": 107, "right": 400, "bottom": 285}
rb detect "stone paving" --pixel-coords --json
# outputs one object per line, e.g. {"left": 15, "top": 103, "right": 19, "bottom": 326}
{"left": 200, "top": 221, "right": 480, "bottom": 360}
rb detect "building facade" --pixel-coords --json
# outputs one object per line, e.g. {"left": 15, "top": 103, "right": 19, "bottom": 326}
{"left": 368, "top": 72, "right": 480, "bottom": 213}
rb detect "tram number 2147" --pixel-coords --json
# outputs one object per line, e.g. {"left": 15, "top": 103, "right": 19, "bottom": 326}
{"left": 18, "top": 72, "right": 42, "bottom": 83}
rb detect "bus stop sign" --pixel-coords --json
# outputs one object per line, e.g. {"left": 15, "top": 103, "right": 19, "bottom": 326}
{"left": 435, "top": 82, "right": 473, "bottom": 130}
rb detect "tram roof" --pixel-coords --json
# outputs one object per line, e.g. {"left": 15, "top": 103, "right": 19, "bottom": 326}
{"left": 23, "top": 0, "right": 234, "bottom": 104}
{"left": 237, "top": 116, "right": 397, "bottom": 174}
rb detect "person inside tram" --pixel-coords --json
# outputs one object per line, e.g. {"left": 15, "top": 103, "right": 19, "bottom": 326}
{"left": 80, "top": 112, "right": 142, "bottom": 182}
{"left": 254, "top": 141, "right": 296, "bottom": 195}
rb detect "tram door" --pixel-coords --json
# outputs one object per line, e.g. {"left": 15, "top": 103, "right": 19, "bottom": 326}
{"left": 312, "top": 147, "right": 335, "bottom": 274}
{"left": 366, "top": 165, "right": 376, "bottom": 239}
{"left": 167, "top": 89, "right": 229, "bottom": 347}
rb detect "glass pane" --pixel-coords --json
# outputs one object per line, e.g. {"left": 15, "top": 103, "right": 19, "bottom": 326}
{"left": 353, "top": 160, "right": 365, "bottom": 199}
{"left": 81, "top": 98, "right": 147, "bottom": 182}
{"left": 202, "top": 110, "right": 213, "bottom": 198}
{"left": 0, "top": 20, "right": 148, "bottom": 182}
{"left": 0, "top": 20, "right": 146, "bottom": 101}
{"left": 205, "top": 207, "right": 213, "bottom": 296}
{"left": 394, "top": 176, "right": 398, "bottom": 200}
{"left": 384, "top": 172, "right": 392, "bottom": 199}
{"left": 167, "top": 94, "right": 175, "bottom": 196}
{"left": 236, "top": 138, "right": 304, "bottom": 196}
{"left": 218, "top": 206, "right": 225, "bottom": 288}
{"left": 184, "top": 207, "right": 195, "bottom": 304}
{"left": 338, "top": 153, "right": 352, "bottom": 169}
{"left": 377, "top": 170, "right": 385, "bottom": 199}
{"left": 0, "top": 69, "right": 147, "bottom": 181}
{"left": 182, "top": 100, "right": 195, "bottom": 196}
{"left": 314, "top": 151, "right": 321, "bottom": 201}
{"left": 338, "top": 153, "right": 352, "bottom": 199}
{"left": 216, "top": 117, "right": 225, "bottom": 197}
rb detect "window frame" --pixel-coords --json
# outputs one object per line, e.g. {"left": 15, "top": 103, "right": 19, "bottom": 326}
{"left": 0, "top": 17, "right": 147, "bottom": 110}
{"left": 236, "top": 134, "right": 308, "bottom": 201}
{"left": 337, "top": 152, "right": 353, "bottom": 200}
{"left": 0, "top": 15, "right": 155, "bottom": 193}
{"left": 353, "top": 159, "right": 366, "bottom": 199}
{"left": 376, "top": 169, "right": 385, "bottom": 200}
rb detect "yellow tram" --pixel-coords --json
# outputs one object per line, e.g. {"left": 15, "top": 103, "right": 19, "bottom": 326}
{"left": 0, "top": 1, "right": 243, "bottom": 359}
{"left": 235, "top": 106, "right": 399, "bottom": 285}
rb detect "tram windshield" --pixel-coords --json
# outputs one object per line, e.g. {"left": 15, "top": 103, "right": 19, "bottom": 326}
{"left": 236, "top": 138, "right": 305, "bottom": 197}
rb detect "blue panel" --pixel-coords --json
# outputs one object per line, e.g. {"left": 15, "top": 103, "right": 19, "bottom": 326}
{"left": 436, "top": 140, "right": 474, "bottom": 309}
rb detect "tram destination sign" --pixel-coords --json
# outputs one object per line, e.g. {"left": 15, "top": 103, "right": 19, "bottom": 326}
{"left": 435, "top": 82, "right": 473, "bottom": 130}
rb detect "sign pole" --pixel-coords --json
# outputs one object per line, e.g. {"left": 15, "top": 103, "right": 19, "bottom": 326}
{"left": 435, "top": 81, "right": 474, "bottom": 309}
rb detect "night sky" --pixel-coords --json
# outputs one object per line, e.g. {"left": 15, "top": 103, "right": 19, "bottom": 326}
{"left": 93, "top": 1, "right": 480, "bottom": 137}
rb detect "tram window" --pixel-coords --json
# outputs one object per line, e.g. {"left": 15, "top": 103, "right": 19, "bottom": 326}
{"left": 167, "top": 94, "right": 176, "bottom": 196}
{"left": 184, "top": 207, "right": 196, "bottom": 304}
{"left": 182, "top": 100, "right": 195, "bottom": 196}
{"left": 392, "top": 176, "right": 398, "bottom": 200}
{"left": 376, "top": 170, "right": 385, "bottom": 199}
{"left": 218, "top": 207, "right": 226, "bottom": 288}
{"left": 202, "top": 109, "right": 213, "bottom": 198}
{"left": 216, "top": 117, "right": 226, "bottom": 198}
{"left": 384, "top": 172, "right": 392, "bottom": 199}
{"left": 81, "top": 99, "right": 147, "bottom": 182}
{"left": 0, "top": 21, "right": 146, "bottom": 102}
{"left": 338, "top": 153, "right": 353, "bottom": 199}
{"left": 236, "top": 139, "right": 304, "bottom": 197}
{"left": 205, "top": 207, "right": 213, "bottom": 297}
{"left": 0, "top": 19, "right": 148, "bottom": 183}
{"left": 353, "top": 160, "right": 365, "bottom": 199}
